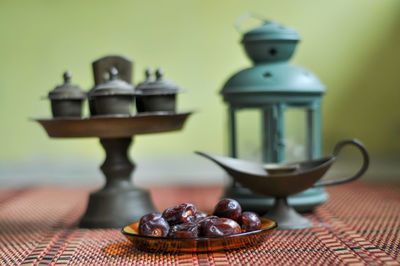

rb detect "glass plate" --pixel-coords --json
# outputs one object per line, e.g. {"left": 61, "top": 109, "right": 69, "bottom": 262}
{"left": 121, "top": 218, "right": 277, "bottom": 253}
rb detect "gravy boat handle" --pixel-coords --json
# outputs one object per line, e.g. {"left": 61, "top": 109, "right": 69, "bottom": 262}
{"left": 313, "top": 139, "right": 370, "bottom": 187}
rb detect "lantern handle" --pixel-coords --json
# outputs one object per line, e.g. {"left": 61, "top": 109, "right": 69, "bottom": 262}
{"left": 234, "top": 12, "right": 268, "bottom": 34}
{"left": 313, "top": 139, "right": 370, "bottom": 187}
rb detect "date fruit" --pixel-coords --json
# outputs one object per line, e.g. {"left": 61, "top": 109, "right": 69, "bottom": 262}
{"left": 139, "top": 212, "right": 162, "bottom": 225}
{"left": 168, "top": 223, "right": 200, "bottom": 238}
{"left": 198, "top": 215, "right": 218, "bottom": 226}
{"left": 162, "top": 203, "right": 197, "bottom": 225}
{"left": 201, "top": 217, "right": 241, "bottom": 237}
{"left": 192, "top": 211, "right": 207, "bottom": 223}
{"left": 213, "top": 198, "right": 242, "bottom": 222}
{"left": 139, "top": 216, "right": 170, "bottom": 237}
{"left": 240, "top": 211, "right": 261, "bottom": 232}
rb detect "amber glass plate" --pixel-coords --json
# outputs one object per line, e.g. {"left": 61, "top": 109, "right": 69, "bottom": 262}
{"left": 121, "top": 218, "right": 277, "bottom": 253}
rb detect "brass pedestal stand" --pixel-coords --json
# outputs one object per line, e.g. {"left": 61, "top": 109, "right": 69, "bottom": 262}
{"left": 35, "top": 112, "right": 191, "bottom": 228}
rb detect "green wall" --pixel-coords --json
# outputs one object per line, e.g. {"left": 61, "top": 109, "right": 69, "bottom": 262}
{"left": 0, "top": 0, "right": 399, "bottom": 162}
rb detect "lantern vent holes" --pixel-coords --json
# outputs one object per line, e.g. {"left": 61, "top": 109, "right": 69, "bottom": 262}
{"left": 269, "top": 48, "right": 277, "bottom": 56}
{"left": 264, "top": 72, "right": 272, "bottom": 78}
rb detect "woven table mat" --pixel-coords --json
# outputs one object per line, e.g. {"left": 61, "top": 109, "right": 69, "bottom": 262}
{"left": 0, "top": 183, "right": 399, "bottom": 265}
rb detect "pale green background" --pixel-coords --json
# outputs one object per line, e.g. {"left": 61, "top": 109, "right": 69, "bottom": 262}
{"left": 0, "top": 0, "right": 399, "bottom": 185}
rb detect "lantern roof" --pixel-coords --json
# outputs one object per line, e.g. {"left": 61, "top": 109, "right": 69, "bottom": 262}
{"left": 241, "top": 20, "right": 300, "bottom": 43}
{"left": 221, "top": 63, "right": 325, "bottom": 95}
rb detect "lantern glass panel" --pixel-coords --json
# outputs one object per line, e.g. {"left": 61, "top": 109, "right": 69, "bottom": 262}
{"left": 284, "top": 108, "right": 307, "bottom": 162}
{"left": 236, "top": 109, "right": 262, "bottom": 162}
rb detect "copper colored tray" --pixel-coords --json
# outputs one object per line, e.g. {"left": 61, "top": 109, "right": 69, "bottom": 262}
{"left": 122, "top": 218, "right": 277, "bottom": 253}
{"left": 35, "top": 112, "right": 192, "bottom": 138}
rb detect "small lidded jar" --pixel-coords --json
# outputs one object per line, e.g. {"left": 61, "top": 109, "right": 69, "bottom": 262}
{"left": 135, "top": 68, "right": 181, "bottom": 113}
{"left": 89, "top": 67, "right": 135, "bottom": 116}
{"left": 48, "top": 71, "right": 86, "bottom": 118}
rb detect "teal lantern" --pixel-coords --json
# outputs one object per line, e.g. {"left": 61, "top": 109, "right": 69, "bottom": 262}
{"left": 221, "top": 18, "right": 328, "bottom": 213}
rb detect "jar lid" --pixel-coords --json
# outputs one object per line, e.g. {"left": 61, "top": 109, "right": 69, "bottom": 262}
{"left": 135, "top": 68, "right": 180, "bottom": 95}
{"left": 91, "top": 67, "right": 135, "bottom": 97}
{"left": 48, "top": 71, "right": 86, "bottom": 100}
{"left": 242, "top": 20, "right": 300, "bottom": 43}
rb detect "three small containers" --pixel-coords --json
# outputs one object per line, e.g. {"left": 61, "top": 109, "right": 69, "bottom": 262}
{"left": 47, "top": 55, "right": 181, "bottom": 118}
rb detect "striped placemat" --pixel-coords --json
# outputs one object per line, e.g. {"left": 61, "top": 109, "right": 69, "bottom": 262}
{"left": 0, "top": 183, "right": 399, "bottom": 265}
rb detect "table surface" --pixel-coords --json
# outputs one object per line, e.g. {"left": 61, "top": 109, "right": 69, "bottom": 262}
{"left": 0, "top": 182, "right": 399, "bottom": 265}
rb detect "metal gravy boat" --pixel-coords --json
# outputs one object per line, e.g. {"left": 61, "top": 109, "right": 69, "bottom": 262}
{"left": 196, "top": 139, "right": 369, "bottom": 230}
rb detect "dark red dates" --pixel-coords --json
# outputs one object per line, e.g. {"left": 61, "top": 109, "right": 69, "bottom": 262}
{"left": 240, "top": 211, "right": 261, "bottom": 232}
{"left": 137, "top": 198, "right": 258, "bottom": 238}
{"left": 213, "top": 198, "right": 242, "bottom": 222}
{"left": 201, "top": 217, "right": 241, "bottom": 237}
{"left": 162, "top": 203, "right": 197, "bottom": 225}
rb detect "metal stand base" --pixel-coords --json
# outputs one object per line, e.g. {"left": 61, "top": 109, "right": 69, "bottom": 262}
{"left": 263, "top": 198, "right": 313, "bottom": 230}
{"left": 224, "top": 185, "right": 328, "bottom": 214}
{"left": 79, "top": 187, "right": 155, "bottom": 228}
{"left": 79, "top": 137, "right": 156, "bottom": 228}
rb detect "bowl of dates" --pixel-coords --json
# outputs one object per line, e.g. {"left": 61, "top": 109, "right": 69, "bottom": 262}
{"left": 122, "top": 199, "right": 277, "bottom": 252}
